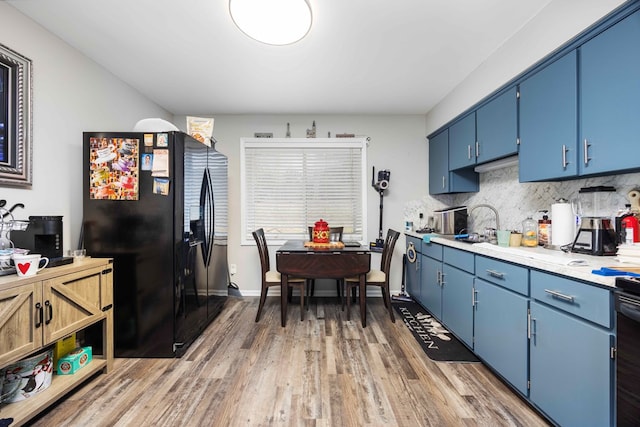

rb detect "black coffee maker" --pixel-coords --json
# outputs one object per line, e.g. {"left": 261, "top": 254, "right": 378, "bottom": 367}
{"left": 11, "top": 216, "right": 73, "bottom": 267}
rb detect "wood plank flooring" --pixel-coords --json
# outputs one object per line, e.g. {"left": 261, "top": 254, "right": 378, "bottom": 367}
{"left": 28, "top": 296, "right": 550, "bottom": 426}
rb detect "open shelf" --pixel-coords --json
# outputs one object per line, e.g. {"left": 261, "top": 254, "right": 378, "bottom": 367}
{"left": 0, "top": 358, "right": 107, "bottom": 426}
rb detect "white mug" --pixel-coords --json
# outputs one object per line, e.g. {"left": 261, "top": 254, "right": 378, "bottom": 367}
{"left": 13, "top": 254, "right": 49, "bottom": 277}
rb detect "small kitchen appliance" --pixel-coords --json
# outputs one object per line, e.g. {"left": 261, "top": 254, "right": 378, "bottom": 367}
{"left": 10, "top": 216, "right": 73, "bottom": 267}
{"left": 369, "top": 166, "right": 390, "bottom": 252}
{"left": 433, "top": 206, "right": 467, "bottom": 235}
{"left": 570, "top": 186, "right": 617, "bottom": 256}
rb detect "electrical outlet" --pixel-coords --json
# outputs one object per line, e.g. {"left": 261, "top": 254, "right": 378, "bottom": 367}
{"left": 229, "top": 264, "right": 237, "bottom": 275}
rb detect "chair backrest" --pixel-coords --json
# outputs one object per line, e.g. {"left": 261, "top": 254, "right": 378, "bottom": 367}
{"left": 380, "top": 229, "right": 400, "bottom": 275}
{"left": 252, "top": 228, "right": 270, "bottom": 278}
{"left": 307, "top": 226, "right": 344, "bottom": 242}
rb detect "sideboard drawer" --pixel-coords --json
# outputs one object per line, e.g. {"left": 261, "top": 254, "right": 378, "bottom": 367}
{"left": 476, "top": 256, "right": 528, "bottom": 296}
{"left": 405, "top": 235, "right": 423, "bottom": 254}
{"left": 422, "top": 242, "right": 443, "bottom": 261}
{"left": 530, "top": 270, "right": 612, "bottom": 328}
{"left": 444, "top": 246, "right": 474, "bottom": 273}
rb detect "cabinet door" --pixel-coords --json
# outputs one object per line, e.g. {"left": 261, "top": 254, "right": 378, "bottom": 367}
{"left": 474, "top": 279, "right": 528, "bottom": 395}
{"left": 428, "top": 129, "right": 449, "bottom": 195}
{"left": 420, "top": 255, "right": 442, "bottom": 318}
{"left": 405, "top": 249, "right": 421, "bottom": 301}
{"left": 441, "top": 264, "right": 473, "bottom": 347}
{"left": 530, "top": 301, "right": 613, "bottom": 427}
{"left": 449, "top": 112, "right": 476, "bottom": 170}
{"left": 0, "top": 283, "right": 42, "bottom": 367}
{"left": 429, "top": 129, "right": 478, "bottom": 195}
{"left": 519, "top": 50, "right": 578, "bottom": 181}
{"left": 476, "top": 87, "right": 518, "bottom": 163}
{"left": 580, "top": 9, "right": 640, "bottom": 176}
{"left": 42, "top": 266, "right": 107, "bottom": 344}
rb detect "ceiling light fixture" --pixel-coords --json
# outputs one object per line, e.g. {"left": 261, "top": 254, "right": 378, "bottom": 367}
{"left": 229, "top": 0, "right": 312, "bottom": 46}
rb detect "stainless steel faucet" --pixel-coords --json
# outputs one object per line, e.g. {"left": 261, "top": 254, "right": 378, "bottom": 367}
{"left": 469, "top": 204, "right": 500, "bottom": 231}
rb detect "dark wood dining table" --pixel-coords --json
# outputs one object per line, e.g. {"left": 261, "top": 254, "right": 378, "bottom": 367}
{"left": 276, "top": 240, "right": 371, "bottom": 327}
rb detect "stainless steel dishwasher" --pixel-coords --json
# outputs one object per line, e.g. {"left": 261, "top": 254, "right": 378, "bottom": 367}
{"left": 615, "top": 276, "right": 640, "bottom": 425}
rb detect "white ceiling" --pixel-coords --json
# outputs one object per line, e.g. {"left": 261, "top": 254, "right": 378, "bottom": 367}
{"left": 7, "top": 0, "right": 555, "bottom": 115}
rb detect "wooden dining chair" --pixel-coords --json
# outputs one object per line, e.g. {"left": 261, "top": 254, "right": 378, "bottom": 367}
{"left": 252, "top": 228, "right": 307, "bottom": 322}
{"left": 344, "top": 228, "right": 400, "bottom": 322}
{"left": 306, "top": 226, "right": 344, "bottom": 304}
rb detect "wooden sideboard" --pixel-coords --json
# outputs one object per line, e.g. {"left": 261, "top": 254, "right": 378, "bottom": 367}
{"left": 0, "top": 257, "right": 114, "bottom": 426}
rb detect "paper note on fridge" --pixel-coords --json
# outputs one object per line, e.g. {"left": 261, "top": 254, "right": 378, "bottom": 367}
{"left": 151, "top": 149, "right": 169, "bottom": 177}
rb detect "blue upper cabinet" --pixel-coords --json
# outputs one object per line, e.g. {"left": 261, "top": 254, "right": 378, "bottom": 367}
{"left": 580, "top": 9, "right": 640, "bottom": 176}
{"left": 429, "top": 129, "right": 450, "bottom": 195}
{"left": 519, "top": 50, "right": 578, "bottom": 182}
{"left": 429, "top": 129, "right": 479, "bottom": 195}
{"left": 476, "top": 86, "right": 518, "bottom": 164}
{"left": 448, "top": 112, "right": 476, "bottom": 171}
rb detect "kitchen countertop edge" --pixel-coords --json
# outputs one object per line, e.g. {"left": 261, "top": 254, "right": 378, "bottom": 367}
{"left": 405, "top": 231, "right": 624, "bottom": 289}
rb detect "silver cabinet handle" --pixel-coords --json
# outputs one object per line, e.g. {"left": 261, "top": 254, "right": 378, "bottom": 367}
{"left": 472, "top": 288, "right": 477, "bottom": 307}
{"left": 583, "top": 139, "right": 591, "bottom": 165}
{"left": 544, "top": 288, "right": 574, "bottom": 302}
{"left": 436, "top": 270, "right": 441, "bottom": 284}
{"left": 467, "top": 144, "right": 472, "bottom": 160}
{"left": 562, "top": 144, "right": 570, "bottom": 168}
{"left": 475, "top": 141, "right": 480, "bottom": 158}
{"left": 486, "top": 269, "right": 504, "bottom": 279}
{"left": 530, "top": 317, "right": 537, "bottom": 341}
{"left": 442, "top": 176, "right": 445, "bottom": 189}
{"left": 437, "top": 270, "right": 445, "bottom": 286}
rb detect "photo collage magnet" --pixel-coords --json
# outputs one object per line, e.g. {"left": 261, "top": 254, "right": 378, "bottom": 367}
{"left": 89, "top": 137, "right": 139, "bottom": 200}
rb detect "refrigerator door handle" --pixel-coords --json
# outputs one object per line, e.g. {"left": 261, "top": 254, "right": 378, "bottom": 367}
{"left": 206, "top": 168, "right": 215, "bottom": 266}
{"left": 199, "top": 168, "right": 215, "bottom": 267}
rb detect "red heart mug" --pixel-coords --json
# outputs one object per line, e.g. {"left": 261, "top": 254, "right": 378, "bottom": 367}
{"left": 13, "top": 254, "right": 49, "bottom": 277}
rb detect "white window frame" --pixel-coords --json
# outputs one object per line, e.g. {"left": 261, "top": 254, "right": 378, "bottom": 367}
{"left": 240, "top": 137, "right": 368, "bottom": 245}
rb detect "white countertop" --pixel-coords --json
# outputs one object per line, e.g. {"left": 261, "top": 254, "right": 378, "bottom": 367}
{"left": 405, "top": 231, "right": 635, "bottom": 289}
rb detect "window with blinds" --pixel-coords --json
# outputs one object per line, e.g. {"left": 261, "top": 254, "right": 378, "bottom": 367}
{"left": 241, "top": 137, "right": 368, "bottom": 244}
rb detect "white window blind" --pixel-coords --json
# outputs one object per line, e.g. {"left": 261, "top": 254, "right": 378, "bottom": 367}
{"left": 241, "top": 137, "right": 368, "bottom": 244}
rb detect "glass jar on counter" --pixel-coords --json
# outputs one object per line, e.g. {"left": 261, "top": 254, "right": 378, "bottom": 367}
{"left": 522, "top": 216, "right": 538, "bottom": 247}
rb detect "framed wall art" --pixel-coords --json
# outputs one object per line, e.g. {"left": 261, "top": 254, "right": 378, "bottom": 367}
{"left": 0, "top": 43, "right": 32, "bottom": 187}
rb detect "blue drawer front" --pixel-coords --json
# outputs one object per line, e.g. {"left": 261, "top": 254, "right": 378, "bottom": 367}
{"left": 443, "top": 246, "right": 474, "bottom": 274}
{"left": 530, "top": 270, "right": 612, "bottom": 328}
{"left": 405, "top": 234, "right": 423, "bottom": 254}
{"left": 476, "top": 256, "right": 528, "bottom": 296}
{"left": 422, "top": 242, "right": 443, "bottom": 261}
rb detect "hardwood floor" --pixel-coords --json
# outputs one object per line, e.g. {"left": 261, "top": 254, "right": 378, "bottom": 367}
{"left": 29, "top": 296, "right": 550, "bottom": 426}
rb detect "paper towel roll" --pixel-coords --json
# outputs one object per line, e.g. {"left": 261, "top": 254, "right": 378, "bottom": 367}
{"left": 551, "top": 202, "right": 575, "bottom": 246}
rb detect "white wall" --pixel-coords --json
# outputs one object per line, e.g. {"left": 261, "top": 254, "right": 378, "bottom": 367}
{"left": 425, "top": 0, "right": 626, "bottom": 134}
{"left": 0, "top": 3, "right": 172, "bottom": 252}
{"left": 174, "top": 114, "right": 427, "bottom": 296}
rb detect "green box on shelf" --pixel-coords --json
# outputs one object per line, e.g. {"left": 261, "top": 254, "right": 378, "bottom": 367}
{"left": 56, "top": 346, "right": 92, "bottom": 375}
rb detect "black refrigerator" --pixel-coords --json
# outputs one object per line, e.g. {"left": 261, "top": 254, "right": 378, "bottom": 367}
{"left": 82, "top": 131, "right": 228, "bottom": 357}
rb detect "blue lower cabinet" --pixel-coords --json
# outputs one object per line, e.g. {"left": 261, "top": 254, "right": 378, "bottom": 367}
{"left": 441, "top": 264, "right": 474, "bottom": 347}
{"left": 473, "top": 278, "right": 529, "bottom": 395}
{"left": 420, "top": 254, "right": 442, "bottom": 317}
{"left": 529, "top": 301, "right": 614, "bottom": 427}
{"left": 405, "top": 248, "right": 421, "bottom": 301}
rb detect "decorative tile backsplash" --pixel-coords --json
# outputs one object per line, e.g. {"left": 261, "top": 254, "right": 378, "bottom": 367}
{"left": 405, "top": 166, "right": 640, "bottom": 233}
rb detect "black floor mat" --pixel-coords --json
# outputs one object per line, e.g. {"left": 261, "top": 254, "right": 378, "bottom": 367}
{"left": 393, "top": 300, "right": 479, "bottom": 363}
